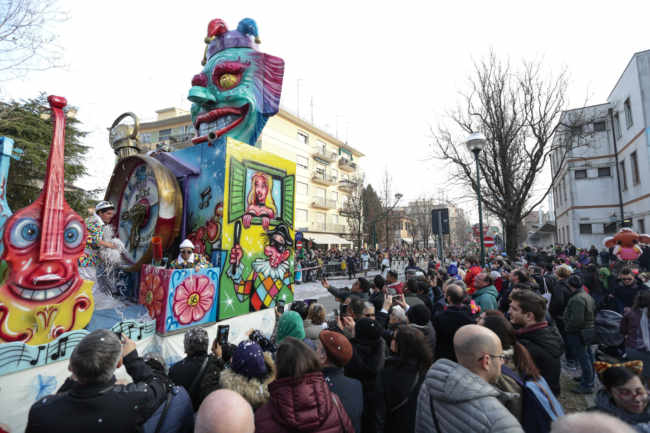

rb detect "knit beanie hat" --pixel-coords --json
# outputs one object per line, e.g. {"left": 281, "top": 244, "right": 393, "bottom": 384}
{"left": 319, "top": 331, "right": 353, "bottom": 367}
{"left": 406, "top": 304, "right": 431, "bottom": 326}
{"left": 277, "top": 311, "right": 306, "bottom": 343}
{"left": 231, "top": 341, "right": 268, "bottom": 379}
{"left": 355, "top": 318, "right": 382, "bottom": 343}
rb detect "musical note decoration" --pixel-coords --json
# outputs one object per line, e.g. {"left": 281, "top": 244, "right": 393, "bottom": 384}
{"left": 0, "top": 318, "right": 156, "bottom": 376}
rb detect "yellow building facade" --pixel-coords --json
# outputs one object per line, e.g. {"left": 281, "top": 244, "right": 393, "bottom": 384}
{"left": 136, "top": 107, "right": 364, "bottom": 246}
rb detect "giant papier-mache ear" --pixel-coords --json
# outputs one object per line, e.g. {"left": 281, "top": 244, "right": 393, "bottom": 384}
{"left": 255, "top": 52, "right": 284, "bottom": 117}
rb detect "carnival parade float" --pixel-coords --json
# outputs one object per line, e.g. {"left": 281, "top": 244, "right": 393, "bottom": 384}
{"left": 0, "top": 17, "right": 292, "bottom": 432}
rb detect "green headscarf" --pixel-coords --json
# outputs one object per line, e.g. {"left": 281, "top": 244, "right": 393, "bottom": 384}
{"left": 276, "top": 311, "right": 306, "bottom": 343}
{"left": 599, "top": 267, "right": 611, "bottom": 290}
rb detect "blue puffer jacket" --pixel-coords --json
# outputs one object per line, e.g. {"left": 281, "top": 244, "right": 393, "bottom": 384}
{"left": 472, "top": 285, "right": 499, "bottom": 312}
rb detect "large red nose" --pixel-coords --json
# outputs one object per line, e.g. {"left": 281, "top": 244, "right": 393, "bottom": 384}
{"left": 29, "top": 261, "right": 67, "bottom": 287}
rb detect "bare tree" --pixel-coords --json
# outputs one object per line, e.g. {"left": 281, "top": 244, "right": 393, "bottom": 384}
{"left": 407, "top": 197, "right": 435, "bottom": 248}
{"left": 431, "top": 51, "right": 589, "bottom": 256}
{"left": 0, "top": 0, "right": 66, "bottom": 80}
{"left": 378, "top": 168, "right": 403, "bottom": 248}
{"left": 340, "top": 174, "right": 365, "bottom": 250}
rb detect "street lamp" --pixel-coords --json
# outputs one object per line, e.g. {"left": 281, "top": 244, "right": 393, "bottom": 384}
{"left": 466, "top": 132, "right": 486, "bottom": 268}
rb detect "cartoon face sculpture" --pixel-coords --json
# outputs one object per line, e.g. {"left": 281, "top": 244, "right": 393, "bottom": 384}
{"left": 604, "top": 228, "right": 650, "bottom": 261}
{"left": 188, "top": 18, "right": 284, "bottom": 146}
{"left": 0, "top": 96, "right": 94, "bottom": 344}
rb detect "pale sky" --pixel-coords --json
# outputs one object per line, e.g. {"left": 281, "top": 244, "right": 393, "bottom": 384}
{"left": 2, "top": 0, "right": 649, "bottom": 223}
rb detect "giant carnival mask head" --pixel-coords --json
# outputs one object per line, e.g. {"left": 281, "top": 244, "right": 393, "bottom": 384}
{"left": 0, "top": 96, "right": 93, "bottom": 344}
{"left": 188, "top": 18, "right": 285, "bottom": 146}
{"left": 604, "top": 228, "right": 650, "bottom": 261}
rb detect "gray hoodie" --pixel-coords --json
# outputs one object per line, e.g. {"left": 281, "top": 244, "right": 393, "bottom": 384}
{"left": 415, "top": 358, "right": 523, "bottom": 433}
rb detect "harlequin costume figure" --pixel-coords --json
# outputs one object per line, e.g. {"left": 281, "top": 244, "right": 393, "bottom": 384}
{"left": 170, "top": 239, "right": 211, "bottom": 270}
{"left": 227, "top": 224, "right": 293, "bottom": 311}
{"left": 78, "top": 201, "right": 117, "bottom": 267}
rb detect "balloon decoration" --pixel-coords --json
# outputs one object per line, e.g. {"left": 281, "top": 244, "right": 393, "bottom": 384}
{"left": 603, "top": 228, "right": 650, "bottom": 261}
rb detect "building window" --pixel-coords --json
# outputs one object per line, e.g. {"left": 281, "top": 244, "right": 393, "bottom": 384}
{"left": 631, "top": 151, "right": 640, "bottom": 185}
{"left": 297, "top": 131, "right": 308, "bottom": 145}
{"left": 614, "top": 112, "right": 622, "bottom": 139}
{"left": 296, "top": 155, "right": 309, "bottom": 169}
{"left": 331, "top": 168, "right": 338, "bottom": 179}
{"left": 159, "top": 128, "right": 172, "bottom": 141}
{"left": 624, "top": 98, "right": 633, "bottom": 128}
{"left": 593, "top": 121, "right": 606, "bottom": 132}
{"left": 574, "top": 169, "right": 587, "bottom": 179}
{"left": 639, "top": 218, "right": 646, "bottom": 234}
{"left": 597, "top": 167, "right": 611, "bottom": 177}
{"left": 329, "top": 191, "right": 338, "bottom": 204}
{"left": 604, "top": 222, "right": 617, "bottom": 234}
{"left": 580, "top": 224, "right": 592, "bottom": 234}
{"left": 619, "top": 160, "right": 628, "bottom": 190}
{"left": 562, "top": 178, "right": 568, "bottom": 202}
{"left": 296, "top": 208, "right": 308, "bottom": 222}
{"left": 297, "top": 181, "right": 308, "bottom": 196}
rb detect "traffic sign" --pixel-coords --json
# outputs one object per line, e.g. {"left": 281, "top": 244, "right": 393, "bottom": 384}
{"left": 483, "top": 236, "right": 495, "bottom": 248}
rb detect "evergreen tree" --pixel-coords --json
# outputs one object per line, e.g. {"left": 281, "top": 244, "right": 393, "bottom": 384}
{"left": 0, "top": 93, "right": 97, "bottom": 215}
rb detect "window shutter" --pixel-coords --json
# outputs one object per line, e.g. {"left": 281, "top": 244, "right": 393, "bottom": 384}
{"left": 228, "top": 157, "right": 247, "bottom": 222}
{"left": 282, "top": 174, "right": 295, "bottom": 228}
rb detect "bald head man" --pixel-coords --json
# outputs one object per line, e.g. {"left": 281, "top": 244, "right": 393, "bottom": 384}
{"left": 551, "top": 412, "right": 635, "bottom": 433}
{"left": 454, "top": 324, "right": 504, "bottom": 384}
{"left": 195, "top": 390, "right": 254, "bottom": 433}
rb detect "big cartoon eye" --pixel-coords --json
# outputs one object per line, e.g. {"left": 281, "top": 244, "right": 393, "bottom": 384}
{"left": 10, "top": 218, "right": 40, "bottom": 248}
{"left": 212, "top": 61, "right": 248, "bottom": 91}
{"left": 63, "top": 221, "right": 84, "bottom": 249}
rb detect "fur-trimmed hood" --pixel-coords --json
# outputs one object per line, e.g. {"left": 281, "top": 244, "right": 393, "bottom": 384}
{"left": 219, "top": 351, "right": 276, "bottom": 410}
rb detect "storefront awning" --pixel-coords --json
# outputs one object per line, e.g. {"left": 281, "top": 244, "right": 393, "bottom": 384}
{"left": 304, "top": 232, "right": 352, "bottom": 246}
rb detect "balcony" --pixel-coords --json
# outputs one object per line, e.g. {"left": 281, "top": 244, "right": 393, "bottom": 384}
{"left": 311, "top": 196, "right": 337, "bottom": 209}
{"left": 338, "top": 178, "right": 357, "bottom": 192}
{"left": 309, "top": 221, "right": 326, "bottom": 232}
{"left": 338, "top": 157, "right": 357, "bottom": 172}
{"left": 327, "top": 223, "right": 348, "bottom": 233}
{"left": 311, "top": 170, "right": 337, "bottom": 185}
{"left": 308, "top": 221, "right": 347, "bottom": 233}
{"left": 311, "top": 146, "right": 338, "bottom": 163}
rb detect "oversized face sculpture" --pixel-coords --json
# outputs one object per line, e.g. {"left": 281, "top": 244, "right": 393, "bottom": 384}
{"left": 0, "top": 96, "right": 94, "bottom": 344}
{"left": 265, "top": 233, "right": 290, "bottom": 269}
{"left": 188, "top": 18, "right": 284, "bottom": 146}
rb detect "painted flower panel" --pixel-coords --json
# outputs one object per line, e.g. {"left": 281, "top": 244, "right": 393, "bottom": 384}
{"left": 139, "top": 269, "right": 165, "bottom": 319}
{"left": 172, "top": 275, "right": 215, "bottom": 325}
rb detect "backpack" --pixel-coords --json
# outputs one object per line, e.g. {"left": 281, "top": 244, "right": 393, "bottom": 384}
{"left": 502, "top": 366, "right": 564, "bottom": 433}
{"left": 142, "top": 385, "right": 194, "bottom": 433}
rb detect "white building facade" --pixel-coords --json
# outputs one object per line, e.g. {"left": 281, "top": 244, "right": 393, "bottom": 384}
{"left": 551, "top": 50, "right": 650, "bottom": 248}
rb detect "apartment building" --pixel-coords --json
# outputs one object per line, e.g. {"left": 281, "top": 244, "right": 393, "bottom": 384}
{"left": 136, "top": 107, "right": 365, "bottom": 247}
{"left": 551, "top": 50, "right": 650, "bottom": 248}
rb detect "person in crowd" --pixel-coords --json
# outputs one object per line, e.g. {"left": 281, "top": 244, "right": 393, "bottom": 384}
{"left": 169, "top": 328, "right": 222, "bottom": 411}
{"left": 303, "top": 302, "right": 327, "bottom": 343}
{"left": 616, "top": 267, "right": 648, "bottom": 313}
{"left": 316, "top": 330, "right": 363, "bottom": 433}
{"left": 369, "top": 275, "right": 386, "bottom": 312}
{"left": 593, "top": 361, "right": 650, "bottom": 432}
{"left": 406, "top": 303, "right": 437, "bottom": 357}
{"left": 464, "top": 255, "right": 483, "bottom": 294}
{"left": 499, "top": 268, "right": 536, "bottom": 313}
{"left": 26, "top": 330, "right": 172, "bottom": 433}
{"left": 551, "top": 265, "right": 573, "bottom": 357}
{"left": 550, "top": 411, "right": 636, "bottom": 433}
{"left": 564, "top": 274, "right": 596, "bottom": 393}
{"left": 289, "top": 300, "right": 310, "bottom": 320}
{"left": 472, "top": 272, "right": 499, "bottom": 312}
{"left": 621, "top": 290, "right": 650, "bottom": 378}
{"left": 255, "top": 337, "right": 354, "bottom": 433}
{"left": 414, "top": 278, "right": 435, "bottom": 314}
{"left": 322, "top": 277, "right": 370, "bottom": 302}
{"left": 582, "top": 264, "right": 605, "bottom": 306}
{"left": 347, "top": 253, "right": 357, "bottom": 279}
{"left": 377, "top": 325, "right": 433, "bottom": 433}
{"left": 276, "top": 310, "right": 306, "bottom": 344}
{"left": 386, "top": 270, "right": 404, "bottom": 294}
{"left": 195, "top": 389, "right": 255, "bottom": 433}
{"left": 404, "top": 278, "right": 425, "bottom": 308}
{"left": 415, "top": 324, "right": 523, "bottom": 433}
{"left": 345, "top": 318, "right": 386, "bottom": 433}
{"left": 432, "top": 284, "right": 475, "bottom": 362}
{"left": 509, "top": 289, "right": 564, "bottom": 395}
{"left": 480, "top": 310, "right": 543, "bottom": 423}
{"left": 170, "top": 239, "right": 211, "bottom": 270}
{"left": 381, "top": 253, "right": 391, "bottom": 279}
{"left": 361, "top": 249, "right": 370, "bottom": 276}
{"left": 219, "top": 340, "right": 276, "bottom": 411}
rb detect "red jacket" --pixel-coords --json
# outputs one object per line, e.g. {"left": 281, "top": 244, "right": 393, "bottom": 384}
{"left": 255, "top": 372, "right": 354, "bottom": 433}
{"left": 464, "top": 265, "right": 482, "bottom": 294}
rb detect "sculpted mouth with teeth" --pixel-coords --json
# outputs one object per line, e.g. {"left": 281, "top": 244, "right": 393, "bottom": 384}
{"left": 9, "top": 277, "right": 78, "bottom": 302}
{"left": 192, "top": 104, "right": 250, "bottom": 144}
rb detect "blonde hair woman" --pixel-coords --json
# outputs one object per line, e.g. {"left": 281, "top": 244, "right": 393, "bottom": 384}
{"left": 243, "top": 171, "right": 277, "bottom": 229}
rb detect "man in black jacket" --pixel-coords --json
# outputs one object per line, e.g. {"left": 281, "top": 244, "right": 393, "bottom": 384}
{"left": 509, "top": 289, "right": 565, "bottom": 395}
{"left": 614, "top": 267, "right": 647, "bottom": 313}
{"left": 431, "top": 284, "right": 474, "bottom": 362}
{"left": 26, "top": 329, "right": 170, "bottom": 433}
{"left": 316, "top": 330, "right": 363, "bottom": 433}
{"left": 169, "top": 327, "right": 223, "bottom": 410}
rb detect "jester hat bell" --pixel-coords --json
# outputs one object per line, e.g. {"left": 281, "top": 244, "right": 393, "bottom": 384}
{"left": 202, "top": 18, "right": 261, "bottom": 65}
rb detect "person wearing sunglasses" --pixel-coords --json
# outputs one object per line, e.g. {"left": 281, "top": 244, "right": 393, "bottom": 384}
{"left": 593, "top": 361, "right": 650, "bottom": 431}
{"left": 615, "top": 267, "right": 646, "bottom": 314}
{"left": 170, "top": 239, "right": 211, "bottom": 271}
